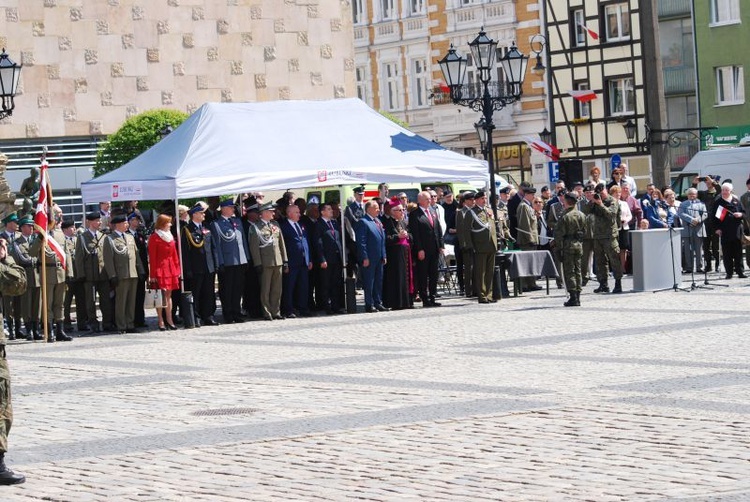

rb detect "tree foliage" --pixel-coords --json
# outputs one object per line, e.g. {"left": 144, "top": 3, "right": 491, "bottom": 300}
{"left": 378, "top": 110, "right": 409, "bottom": 129}
{"left": 94, "top": 109, "right": 189, "bottom": 177}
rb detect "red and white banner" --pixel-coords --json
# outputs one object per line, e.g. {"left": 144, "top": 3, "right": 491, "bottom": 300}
{"left": 46, "top": 234, "right": 67, "bottom": 270}
{"left": 568, "top": 89, "right": 598, "bottom": 103}
{"left": 34, "top": 160, "right": 49, "bottom": 231}
{"left": 715, "top": 205, "right": 729, "bottom": 222}
{"left": 577, "top": 22, "right": 599, "bottom": 41}
{"left": 523, "top": 137, "right": 560, "bottom": 161}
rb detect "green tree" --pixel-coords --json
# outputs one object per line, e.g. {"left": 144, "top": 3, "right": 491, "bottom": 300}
{"left": 94, "top": 108, "right": 189, "bottom": 177}
{"left": 378, "top": 110, "right": 409, "bottom": 129}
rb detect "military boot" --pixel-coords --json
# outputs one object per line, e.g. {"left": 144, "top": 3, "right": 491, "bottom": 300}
{"left": 0, "top": 453, "right": 25, "bottom": 485}
{"left": 24, "top": 321, "right": 34, "bottom": 341}
{"left": 564, "top": 292, "right": 577, "bottom": 307}
{"left": 13, "top": 319, "right": 22, "bottom": 341}
{"left": 6, "top": 318, "right": 14, "bottom": 341}
{"left": 46, "top": 322, "right": 55, "bottom": 343}
{"left": 32, "top": 322, "right": 44, "bottom": 341}
{"left": 612, "top": 279, "right": 622, "bottom": 294}
{"left": 55, "top": 323, "right": 72, "bottom": 342}
{"left": 593, "top": 282, "right": 610, "bottom": 293}
{"left": 574, "top": 291, "right": 581, "bottom": 306}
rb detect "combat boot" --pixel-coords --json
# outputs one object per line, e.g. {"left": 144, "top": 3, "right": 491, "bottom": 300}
{"left": 593, "top": 282, "right": 609, "bottom": 293}
{"left": 612, "top": 279, "right": 622, "bottom": 294}
{"left": 13, "top": 319, "right": 22, "bottom": 341}
{"left": 24, "top": 321, "right": 33, "bottom": 341}
{"left": 55, "top": 323, "right": 72, "bottom": 342}
{"left": 564, "top": 291, "right": 577, "bottom": 307}
{"left": 6, "top": 318, "right": 14, "bottom": 341}
{"left": 32, "top": 322, "right": 44, "bottom": 341}
{"left": 574, "top": 291, "right": 581, "bottom": 306}
{"left": 0, "top": 453, "right": 25, "bottom": 485}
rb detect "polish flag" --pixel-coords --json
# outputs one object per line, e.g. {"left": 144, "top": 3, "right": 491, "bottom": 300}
{"left": 715, "top": 205, "right": 729, "bottom": 221}
{"left": 568, "top": 89, "right": 598, "bottom": 102}
{"left": 577, "top": 22, "right": 599, "bottom": 41}
{"left": 34, "top": 159, "right": 66, "bottom": 269}
{"left": 46, "top": 233, "right": 67, "bottom": 270}
{"left": 523, "top": 137, "right": 560, "bottom": 161}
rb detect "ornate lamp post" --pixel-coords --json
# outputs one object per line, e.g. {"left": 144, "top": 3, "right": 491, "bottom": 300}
{"left": 0, "top": 49, "right": 22, "bottom": 120}
{"left": 439, "top": 28, "right": 528, "bottom": 219}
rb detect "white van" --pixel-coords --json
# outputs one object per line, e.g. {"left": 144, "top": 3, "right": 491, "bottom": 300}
{"left": 672, "top": 147, "right": 750, "bottom": 197}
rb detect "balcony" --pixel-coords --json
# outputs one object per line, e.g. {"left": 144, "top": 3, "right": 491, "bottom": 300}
{"left": 658, "top": 0, "right": 691, "bottom": 19}
{"left": 662, "top": 66, "right": 696, "bottom": 96}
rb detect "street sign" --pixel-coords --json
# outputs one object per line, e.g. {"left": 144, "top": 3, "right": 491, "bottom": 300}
{"left": 610, "top": 154, "right": 621, "bottom": 170}
{"left": 548, "top": 161, "right": 559, "bottom": 182}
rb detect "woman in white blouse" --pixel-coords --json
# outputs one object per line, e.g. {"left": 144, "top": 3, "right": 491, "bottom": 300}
{"left": 610, "top": 185, "right": 632, "bottom": 273}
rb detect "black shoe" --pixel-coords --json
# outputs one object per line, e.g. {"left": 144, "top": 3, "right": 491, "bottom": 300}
{"left": 167, "top": 324, "right": 178, "bottom": 330}
{"left": 193, "top": 319, "right": 202, "bottom": 328}
{"left": 0, "top": 458, "right": 24, "bottom": 486}
{"left": 365, "top": 306, "right": 377, "bottom": 313}
{"left": 696, "top": 269, "right": 704, "bottom": 273}
{"left": 593, "top": 285, "right": 610, "bottom": 293}
{"left": 375, "top": 304, "right": 390, "bottom": 312}
{"left": 273, "top": 315, "right": 285, "bottom": 320}
{"left": 611, "top": 280, "right": 622, "bottom": 294}
{"left": 738, "top": 273, "right": 747, "bottom": 279}
{"left": 125, "top": 328, "right": 138, "bottom": 334}
{"left": 725, "top": 274, "right": 733, "bottom": 280}
{"left": 203, "top": 317, "right": 219, "bottom": 326}
{"left": 233, "top": 315, "right": 248, "bottom": 323}
{"left": 159, "top": 326, "right": 167, "bottom": 331}
{"left": 285, "top": 313, "right": 297, "bottom": 319}
{"left": 525, "top": 285, "right": 543, "bottom": 292}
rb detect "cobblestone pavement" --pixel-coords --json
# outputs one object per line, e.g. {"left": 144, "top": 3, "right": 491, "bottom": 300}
{"left": 3, "top": 274, "right": 750, "bottom": 501}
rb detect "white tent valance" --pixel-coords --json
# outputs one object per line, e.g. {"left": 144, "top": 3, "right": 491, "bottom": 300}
{"left": 81, "top": 98, "right": 488, "bottom": 203}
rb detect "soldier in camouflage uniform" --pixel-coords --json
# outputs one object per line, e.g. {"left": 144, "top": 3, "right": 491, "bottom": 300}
{"left": 554, "top": 192, "right": 586, "bottom": 307}
{"left": 465, "top": 190, "right": 498, "bottom": 304}
{"left": 0, "top": 237, "right": 27, "bottom": 484}
{"left": 580, "top": 184, "right": 596, "bottom": 286}
{"left": 589, "top": 186, "right": 623, "bottom": 293}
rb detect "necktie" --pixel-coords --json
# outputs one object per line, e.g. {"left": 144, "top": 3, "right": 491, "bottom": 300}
{"left": 328, "top": 220, "right": 335, "bottom": 233}
{"left": 426, "top": 209, "right": 434, "bottom": 227}
{"left": 295, "top": 223, "right": 302, "bottom": 237}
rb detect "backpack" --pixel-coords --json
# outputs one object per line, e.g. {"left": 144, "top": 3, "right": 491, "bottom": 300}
{"left": 0, "top": 261, "right": 27, "bottom": 297}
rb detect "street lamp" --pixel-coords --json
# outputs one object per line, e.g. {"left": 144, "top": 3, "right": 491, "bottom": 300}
{"left": 539, "top": 127, "right": 552, "bottom": 146}
{"left": 623, "top": 119, "right": 637, "bottom": 145}
{"left": 439, "top": 28, "right": 529, "bottom": 220}
{"left": 474, "top": 118, "right": 488, "bottom": 155}
{"left": 0, "top": 49, "right": 22, "bottom": 120}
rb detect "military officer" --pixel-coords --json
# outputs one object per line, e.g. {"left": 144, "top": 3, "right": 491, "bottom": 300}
{"left": 343, "top": 186, "right": 365, "bottom": 279}
{"left": 11, "top": 218, "right": 41, "bottom": 341}
{"left": 0, "top": 237, "right": 27, "bottom": 484}
{"left": 30, "top": 219, "right": 73, "bottom": 342}
{"left": 74, "top": 211, "right": 112, "bottom": 332}
{"left": 249, "top": 202, "right": 287, "bottom": 320}
{"left": 516, "top": 187, "right": 542, "bottom": 291}
{"left": 589, "top": 186, "right": 623, "bottom": 294}
{"left": 127, "top": 213, "right": 149, "bottom": 328}
{"left": 555, "top": 192, "right": 586, "bottom": 307}
{"left": 0, "top": 214, "right": 21, "bottom": 340}
{"left": 181, "top": 203, "right": 219, "bottom": 326}
{"left": 456, "top": 192, "right": 476, "bottom": 297}
{"left": 62, "top": 220, "right": 87, "bottom": 332}
{"left": 103, "top": 214, "right": 143, "bottom": 333}
{"left": 465, "top": 190, "right": 498, "bottom": 304}
{"left": 211, "top": 199, "right": 249, "bottom": 324}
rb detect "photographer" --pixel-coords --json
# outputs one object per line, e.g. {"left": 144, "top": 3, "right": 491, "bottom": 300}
{"left": 693, "top": 175, "right": 721, "bottom": 271}
{"left": 588, "top": 184, "right": 623, "bottom": 293}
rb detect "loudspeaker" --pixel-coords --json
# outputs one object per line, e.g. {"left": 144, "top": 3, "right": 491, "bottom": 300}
{"left": 558, "top": 159, "right": 584, "bottom": 188}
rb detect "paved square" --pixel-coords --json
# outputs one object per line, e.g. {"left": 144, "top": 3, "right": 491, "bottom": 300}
{"left": 3, "top": 276, "right": 750, "bottom": 501}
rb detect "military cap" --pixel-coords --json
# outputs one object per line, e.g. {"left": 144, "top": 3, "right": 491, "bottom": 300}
{"left": 60, "top": 220, "right": 75, "bottom": 229}
{"left": 498, "top": 186, "right": 511, "bottom": 194}
{"left": 541, "top": 186, "right": 550, "bottom": 192}
{"left": 353, "top": 186, "right": 365, "bottom": 195}
{"left": 86, "top": 211, "right": 101, "bottom": 221}
{"left": 127, "top": 212, "right": 140, "bottom": 221}
{"left": 218, "top": 199, "right": 236, "bottom": 208}
{"left": 564, "top": 192, "right": 578, "bottom": 204}
{"left": 443, "top": 190, "right": 452, "bottom": 197}
{"left": 475, "top": 190, "right": 486, "bottom": 199}
{"left": 111, "top": 214, "right": 126, "bottom": 224}
{"left": 1, "top": 212, "right": 17, "bottom": 225}
{"left": 525, "top": 186, "right": 537, "bottom": 194}
{"left": 243, "top": 196, "right": 259, "bottom": 212}
{"left": 188, "top": 203, "right": 206, "bottom": 215}
{"left": 462, "top": 191, "right": 476, "bottom": 200}
{"left": 18, "top": 216, "right": 33, "bottom": 226}
{"left": 519, "top": 180, "right": 532, "bottom": 189}
{"left": 259, "top": 201, "right": 277, "bottom": 212}
{"left": 582, "top": 183, "right": 595, "bottom": 193}
{"left": 572, "top": 181, "right": 584, "bottom": 188}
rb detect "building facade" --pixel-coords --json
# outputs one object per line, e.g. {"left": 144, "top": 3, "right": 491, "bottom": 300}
{"left": 0, "top": 0, "right": 355, "bottom": 211}
{"left": 354, "top": 0, "right": 549, "bottom": 187}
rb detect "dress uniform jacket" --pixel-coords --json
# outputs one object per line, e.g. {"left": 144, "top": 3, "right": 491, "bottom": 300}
{"left": 182, "top": 221, "right": 218, "bottom": 321}
{"left": 74, "top": 228, "right": 112, "bottom": 329}
{"left": 103, "top": 231, "right": 143, "bottom": 331}
{"left": 211, "top": 215, "right": 249, "bottom": 323}
{"left": 516, "top": 200, "right": 539, "bottom": 249}
{"left": 465, "top": 204, "right": 498, "bottom": 303}
{"left": 249, "top": 219, "right": 287, "bottom": 319}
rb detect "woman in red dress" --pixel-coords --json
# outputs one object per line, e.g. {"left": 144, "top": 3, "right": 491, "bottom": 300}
{"left": 148, "top": 214, "right": 181, "bottom": 330}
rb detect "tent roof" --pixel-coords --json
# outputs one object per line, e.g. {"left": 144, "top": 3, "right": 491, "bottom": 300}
{"left": 81, "top": 98, "right": 488, "bottom": 202}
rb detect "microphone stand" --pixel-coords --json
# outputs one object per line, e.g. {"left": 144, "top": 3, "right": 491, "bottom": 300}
{"left": 654, "top": 224, "right": 690, "bottom": 294}
{"left": 696, "top": 206, "right": 727, "bottom": 288}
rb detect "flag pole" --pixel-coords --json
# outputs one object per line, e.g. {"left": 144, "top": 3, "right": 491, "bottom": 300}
{"left": 38, "top": 146, "right": 49, "bottom": 342}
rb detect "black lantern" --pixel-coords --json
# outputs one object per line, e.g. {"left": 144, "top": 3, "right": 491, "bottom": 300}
{"left": 623, "top": 119, "right": 637, "bottom": 144}
{"left": 500, "top": 43, "right": 529, "bottom": 94}
{"left": 468, "top": 28, "right": 498, "bottom": 82}
{"left": 474, "top": 118, "right": 488, "bottom": 154}
{"left": 0, "top": 49, "right": 22, "bottom": 120}
{"left": 539, "top": 127, "right": 552, "bottom": 145}
{"left": 438, "top": 44, "right": 467, "bottom": 92}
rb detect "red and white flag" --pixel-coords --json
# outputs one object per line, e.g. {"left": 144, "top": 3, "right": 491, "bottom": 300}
{"left": 577, "top": 22, "right": 599, "bottom": 41}
{"left": 568, "top": 89, "right": 598, "bottom": 102}
{"left": 715, "top": 205, "right": 729, "bottom": 222}
{"left": 34, "top": 159, "right": 66, "bottom": 269}
{"left": 523, "top": 136, "right": 560, "bottom": 161}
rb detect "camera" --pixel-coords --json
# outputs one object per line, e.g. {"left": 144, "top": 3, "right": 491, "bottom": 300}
{"left": 594, "top": 183, "right": 604, "bottom": 194}
{"left": 593, "top": 193, "right": 601, "bottom": 200}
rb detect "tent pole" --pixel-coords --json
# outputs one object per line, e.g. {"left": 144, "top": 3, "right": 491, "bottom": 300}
{"left": 174, "top": 197, "right": 185, "bottom": 293}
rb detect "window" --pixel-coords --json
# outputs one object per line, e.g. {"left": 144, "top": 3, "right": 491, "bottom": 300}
{"left": 381, "top": 0, "right": 396, "bottom": 20}
{"left": 604, "top": 3, "right": 630, "bottom": 42}
{"left": 494, "top": 48, "right": 508, "bottom": 94}
{"left": 572, "top": 9, "right": 586, "bottom": 47}
{"left": 356, "top": 66, "right": 370, "bottom": 105}
{"left": 716, "top": 66, "right": 744, "bottom": 105}
{"left": 574, "top": 82, "right": 591, "bottom": 119}
{"left": 411, "top": 59, "right": 429, "bottom": 108}
{"left": 607, "top": 77, "right": 634, "bottom": 115}
{"left": 383, "top": 61, "right": 401, "bottom": 110}
{"left": 409, "top": 0, "right": 425, "bottom": 16}
{"left": 352, "top": 0, "right": 365, "bottom": 24}
{"left": 710, "top": 0, "right": 740, "bottom": 24}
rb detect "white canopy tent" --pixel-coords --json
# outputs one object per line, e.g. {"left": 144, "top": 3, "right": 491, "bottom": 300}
{"left": 81, "top": 98, "right": 488, "bottom": 203}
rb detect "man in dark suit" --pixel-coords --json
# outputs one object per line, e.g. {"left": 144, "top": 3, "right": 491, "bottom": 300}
{"left": 182, "top": 203, "right": 219, "bottom": 326}
{"left": 408, "top": 191, "right": 444, "bottom": 307}
{"left": 280, "top": 204, "right": 312, "bottom": 318}
{"left": 314, "top": 203, "right": 345, "bottom": 314}
{"left": 356, "top": 200, "right": 387, "bottom": 313}
{"left": 507, "top": 181, "right": 531, "bottom": 241}
{"left": 127, "top": 212, "right": 149, "bottom": 328}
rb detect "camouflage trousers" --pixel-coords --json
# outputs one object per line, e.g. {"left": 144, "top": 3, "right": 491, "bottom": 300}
{"left": 593, "top": 238, "right": 623, "bottom": 283}
{"left": 0, "top": 345, "right": 12, "bottom": 453}
{"left": 561, "top": 247, "right": 583, "bottom": 292}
